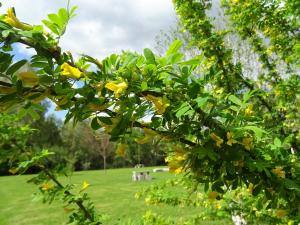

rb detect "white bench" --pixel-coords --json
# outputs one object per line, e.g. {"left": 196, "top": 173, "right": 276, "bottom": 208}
{"left": 153, "top": 168, "right": 169, "bottom": 173}
{"left": 132, "top": 171, "right": 151, "bottom": 181}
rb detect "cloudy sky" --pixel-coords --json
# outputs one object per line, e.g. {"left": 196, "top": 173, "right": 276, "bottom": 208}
{"left": 0, "top": 0, "right": 177, "bottom": 119}
{"left": 0, "top": 0, "right": 177, "bottom": 58}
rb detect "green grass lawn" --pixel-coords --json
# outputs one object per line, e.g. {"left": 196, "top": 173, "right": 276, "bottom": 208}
{"left": 0, "top": 167, "right": 231, "bottom": 225}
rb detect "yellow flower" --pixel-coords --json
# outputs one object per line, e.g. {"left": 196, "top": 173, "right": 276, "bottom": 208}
{"left": 272, "top": 166, "right": 286, "bottom": 179}
{"left": 41, "top": 182, "right": 54, "bottom": 191}
{"left": 226, "top": 131, "right": 237, "bottom": 146}
{"left": 136, "top": 128, "right": 157, "bottom": 144}
{"left": 214, "top": 202, "right": 222, "bottom": 209}
{"left": 275, "top": 89, "right": 281, "bottom": 96}
{"left": 215, "top": 88, "right": 224, "bottom": 95}
{"left": 3, "top": 8, "right": 32, "bottom": 30}
{"left": 80, "top": 180, "right": 90, "bottom": 192}
{"left": 242, "top": 137, "right": 253, "bottom": 151}
{"left": 105, "top": 81, "right": 128, "bottom": 98}
{"left": 210, "top": 133, "right": 224, "bottom": 148}
{"left": 174, "top": 167, "right": 183, "bottom": 174}
{"left": 168, "top": 161, "right": 183, "bottom": 174}
{"left": 8, "top": 168, "right": 18, "bottom": 175}
{"left": 17, "top": 71, "right": 39, "bottom": 87}
{"left": 247, "top": 183, "right": 254, "bottom": 194}
{"left": 145, "top": 95, "right": 169, "bottom": 114}
{"left": 61, "top": 63, "right": 82, "bottom": 79}
{"left": 244, "top": 104, "right": 254, "bottom": 116}
{"left": 275, "top": 209, "right": 287, "bottom": 218}
{"left": 116, "top": 143, "right": 127, "bottom": 157}
{"left": 208, "top": 191, "right": 218, "bottom": 201}
{"left": 175, "top": 152, "right": 187, "bottom": 161}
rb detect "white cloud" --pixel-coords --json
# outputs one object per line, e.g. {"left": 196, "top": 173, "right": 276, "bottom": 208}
{"left": 1, "top": 0, "right": 177, "bottom": 58}
{"left": 14, "top": 43, "right": 36, "bottom": 56}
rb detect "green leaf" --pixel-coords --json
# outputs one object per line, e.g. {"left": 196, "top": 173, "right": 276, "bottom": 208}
{"left": 229, "top": 105, "right": 239, "bottom": 112}
{"left": 212, "top": 181, "right": 224, "bottom": 193}
{"left": 166, "top": 40, "right": 182, "bottom": 56}
{"left": 70, "top": 6, "right": 78, "bottom": 18}
{"left": 141, "top": 81, "right": 148, "bottom": 90}
{"left": 30, "top": 103, "right": 45, "bottom": 112}
{"left": 176, "top": 106, "right": 190, "bottom": 118}
{"left": 0, "top": 21, "right": 12, "bottom": 30}
{"left": 195, "top": 97, "right": 209, "bottom": 108}
{"left": 274, "top": 137, "right": 281, "bottom": 147}
{"left": 91, "top": 117, "right": 101, "bottom": 130}
{"left": 169, "top": 52, "right": 184, "bottom": 64}
{"left": 284, "top": 179, "right": 300, "bottom": 192}
{"left": 2, "top": 30, "right": 11, "bottom": 38}
{"left": 241, "top": 126, "right": 267, "bottom": 140}
{"left": 143, "top": 48, "right": 156, "bottom": 65}
{"left": 228, "top": 95, "right": 242, "bottom": 106}
{"left": 28, "top": 109, "right": 40, "bottom": 120}
{"left": 179, "top": 57, "right": 201, "bottom": 66}
{"left": 252, "top": 184, "right": 262, "bottom": 196}
{"left": 243, "top": 90, "right": 256, "bottom": 103}
{"left": 98, "top": 116, "right": 113, "bottom": 125}
{"left": 196, "top": 147, "right": 218, "bottom": 161}
{"left": 39, "top": 75, "right": 54, "bottom": 85}
{"left": 42, "top": 20, "right": 60, "bottom": 35}
{"left": 48, "top": 13, "right": 63, "bottom": 27}
{"left": 204, "top": 182, "right": 209, "bottom": 192}
{"left": 6, "top": 59, "right": 27, "bottom": 75}
{"left": 58, "top": 8, "right": 69, "bottom": 23}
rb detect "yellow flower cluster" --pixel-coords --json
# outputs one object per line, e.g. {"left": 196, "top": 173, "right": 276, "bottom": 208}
{"left": 207, "top": 191, "right": 218, "bottom": 201}
{"left": 3, "top": 8, "right": 32, "bottom": 30}
{"left": 226, "top": 131, "right": 237, "bottom": 146}
{"left": 105, "top": 81, "right": 128, "bottom": 98}
{"left": 242, "top": 137, "right": 253, "bottom": 151}
{"left": 61, "top": 63, "right": 82, "bottom": 79}
{"left": 41, "top": 182, "right": 54, "bottom": 191}
{"left": 272, "top": 166, "right": 286, "bottom": 179}
{"left": 244, "top": 104, "right": 254, "bottom": 116}
{"left": 116, "top": 143, "right": 127, "bottom": 157}
{"left": 145, "top": 94, "right": 169, "bottom": 114}
{"left": 80, "top": 180, "right": 90, "bottom": 192}
{"left": 166, "top": 148, "right": 187, "bottom": 174}
{"left": 210, "top": 133, "right": 224, "bottom": 147}
{"left": 18, "top": 71, "right": 39, "bottom": 87}
{"left": 136, "top": 128, "right": 157, "bottom": 144}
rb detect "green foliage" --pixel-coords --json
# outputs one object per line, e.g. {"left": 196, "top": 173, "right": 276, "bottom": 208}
{"left": 42, "top": 6, "right": 77, "bottom": 37}
{"left": 0, "top": 113, "right": 33, "bottom": 174}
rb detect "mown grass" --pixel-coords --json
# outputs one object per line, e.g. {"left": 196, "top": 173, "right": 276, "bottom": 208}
{"left": 0, "top": 167, "right": 231, "bottom": 225}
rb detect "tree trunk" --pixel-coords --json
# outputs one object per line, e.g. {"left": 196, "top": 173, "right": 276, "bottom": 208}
{"left": 103, "top": 155, "right": 106, "bottom": 173}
